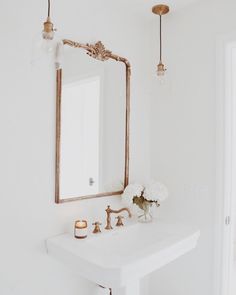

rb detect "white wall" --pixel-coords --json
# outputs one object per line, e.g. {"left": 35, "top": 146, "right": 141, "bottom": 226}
{"left": 0, "top": 1, "right": 152, "bottom": 294}
{"left": 4, "top": 0, "right": 236, "bottom": 294}
{"left": 149, "top": 0, "right": 236, "bottom": 294}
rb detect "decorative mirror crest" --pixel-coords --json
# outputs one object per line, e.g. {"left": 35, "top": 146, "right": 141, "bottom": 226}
{"left": 63, "top": 40, "right": 131, "bottom": 72}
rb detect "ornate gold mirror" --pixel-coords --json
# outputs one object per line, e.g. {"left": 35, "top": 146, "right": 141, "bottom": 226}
{"left": 55, "top": 40, "right": 131, "bottom": 203}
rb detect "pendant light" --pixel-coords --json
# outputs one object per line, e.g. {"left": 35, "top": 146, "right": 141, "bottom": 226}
{"left": 42, "top": 0, "right": 55, "bottom": 41}
{"left": 31, "top": 0, "right": 62, "bottom": 66}
{"left": 152, "top": 4, "right": 169, "bottom": 77}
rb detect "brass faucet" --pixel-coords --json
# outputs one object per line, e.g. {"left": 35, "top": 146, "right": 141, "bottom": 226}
{"left": 105, "top": 205, "right": 132, "bottom": 230}
{"left": 92, "top": 222, "right": 102, "bottom": 234}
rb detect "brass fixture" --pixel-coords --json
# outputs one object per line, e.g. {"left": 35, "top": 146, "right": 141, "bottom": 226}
{"left": 116, "top": 216, "right": 124, "bottom": 227}
{"left": 152, "top": 4, "right": 169, "bottom": 15}
{"left": 92, "top": 222, "right": 102, "bottom": 234}
{"left": 152, "top": 4, "right": 170, "bottom": 76}
{"left": 55, "top": 40, "right": 131, "bottom": 203}
{"left": 105, "top": 206, "right": 132, "bottom": 230}
{"left": 42, "top": 0, "right": 55, "bottom": 40}
{"left": 31, "top": 0, "right": 57, "bottom": 65}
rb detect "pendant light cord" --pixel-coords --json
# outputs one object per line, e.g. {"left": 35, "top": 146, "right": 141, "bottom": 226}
{"left": 48, "top": 0, "right": 51, "bottom": 18}
{"left": 159, "top": 15, "right": 162, "bottom": 63}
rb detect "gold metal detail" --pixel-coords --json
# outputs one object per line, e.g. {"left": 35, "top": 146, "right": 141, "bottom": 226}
{"left": 42, "top": 1, "right": 55, "bottom": 40}
{"left": 157, "top": 62, "right": 166, "bottom": 75}
{"left": 55, "top": 40, "right": 131, "bottom": 203}
{"left": 105, "top": 206, "right": 132, "bottom": 230}
{"left": 92, "top": 222, "right": 102, "bottom": 234}
{"left": 152, "top": 4, "right": 169, "bottom": 76}
{"left": 62, "top": 40, "right": 131, "bottom": 74}
{"left": 116, "top": 216, "right": 124, "bottom": 227}
{"left": 88, "top": 41, "right": 112, "bottom": 61}
{"left": 152, "top": 4, "right": 169, "bottom": 15}
{"left": 43, "top": 17, "right": 53, "bottom": 33}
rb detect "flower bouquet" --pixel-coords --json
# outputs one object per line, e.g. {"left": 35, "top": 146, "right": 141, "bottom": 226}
{"left": 122, "top": 182, "right": 168, "bottom": 222}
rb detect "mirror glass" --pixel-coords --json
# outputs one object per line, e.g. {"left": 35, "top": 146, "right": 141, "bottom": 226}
{"left": 57, "top": 45, "right": 127, "bottom": 201}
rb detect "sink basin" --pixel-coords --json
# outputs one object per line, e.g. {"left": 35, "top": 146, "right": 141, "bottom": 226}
{"left": 46, "top": 219, "right": 200, "bottom": 295}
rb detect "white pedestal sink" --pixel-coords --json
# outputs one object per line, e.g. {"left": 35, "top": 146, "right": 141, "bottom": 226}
{"left": 46, "top": 219, "right": 200, "bottom": 295}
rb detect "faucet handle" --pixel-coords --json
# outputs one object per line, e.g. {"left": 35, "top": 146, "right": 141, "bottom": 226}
{"left": 92, "top": 221, "right": 102, "bottom": 234}
{"left": 116, "top": 215, "right": 124, "bottom": 227}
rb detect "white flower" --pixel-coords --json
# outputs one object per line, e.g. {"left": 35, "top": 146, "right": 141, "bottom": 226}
{"left": 143, "top": 181, "right": 168, "bottom": 202}
{"left": 122, "top": 183, "right": 144, "bottom": 205}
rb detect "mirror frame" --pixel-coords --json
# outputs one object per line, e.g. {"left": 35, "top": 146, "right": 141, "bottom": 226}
{"left": 55, "top": 40, "right": 131, "bottom": 203}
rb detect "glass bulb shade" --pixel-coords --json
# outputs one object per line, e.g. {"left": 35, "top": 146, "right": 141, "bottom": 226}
{"left": 156, "top": 63, "right": 167, "bottom": 85}
{"left": 157, "top": 70, "right": 167, "bottom": 85}
{"left": 42, "top": 30, "right": 54, "bottom": 40}
{"left": 31, "top": 31, "right": 63, "bottom": 69}
{"left": 157, "top": 69, "right": 165, "bottom": 76}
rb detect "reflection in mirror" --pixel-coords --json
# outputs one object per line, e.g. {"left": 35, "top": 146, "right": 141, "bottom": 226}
{"left": 56, "top": 44, "right": 129, "bottom": 202}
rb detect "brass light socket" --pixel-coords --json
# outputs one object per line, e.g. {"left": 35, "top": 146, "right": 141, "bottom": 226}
{"left": 152, "top": 4, "right": 170, "bottom": 16}
{"left": 43, "top": 17, "right": 54, "bottom": 34}
{"left": 157, "top": 63, "right": 166, "bottom": 75}
{"left": 157, "top": 63, "right": 166, "bottom": 71}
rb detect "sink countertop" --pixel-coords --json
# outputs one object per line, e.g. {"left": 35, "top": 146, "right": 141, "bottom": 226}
{"left": 46, "top": 219, "right": 200, "bottom": 288}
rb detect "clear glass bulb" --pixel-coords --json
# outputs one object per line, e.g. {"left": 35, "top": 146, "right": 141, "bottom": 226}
{"left": 157, "top": 69, "right": 165, "bottom": 76}
{"left": 157, "top": 63, "right": 167, "bottom": 85}
{"left": 157, "top": 74, "right": 167, "bottom": 85}
{"left": 31, "top": 31, "right": 62, "bottom": 69}
{"left": 42, "top": 30, "right": 54, "bottom": 41}
{"left": 41, "top": 38, "right": 56, "bottom": 53}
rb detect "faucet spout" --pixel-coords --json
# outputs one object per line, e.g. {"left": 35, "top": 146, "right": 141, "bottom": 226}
{"left": 105, "top": 205, "right": 132, "bottom": 230}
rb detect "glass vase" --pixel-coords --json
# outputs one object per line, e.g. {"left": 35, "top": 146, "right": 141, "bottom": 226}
{"left": 138, "top": 203, "right": 153, "bottom": 223}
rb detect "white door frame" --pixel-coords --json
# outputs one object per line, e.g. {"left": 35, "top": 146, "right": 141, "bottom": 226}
{"left": 215, "top": 34, "right": 236, "bottom": 295}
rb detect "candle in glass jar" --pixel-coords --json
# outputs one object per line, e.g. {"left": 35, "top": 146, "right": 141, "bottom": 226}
{"left": 74, "top": 220, "right": 88, "bottom": 239}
